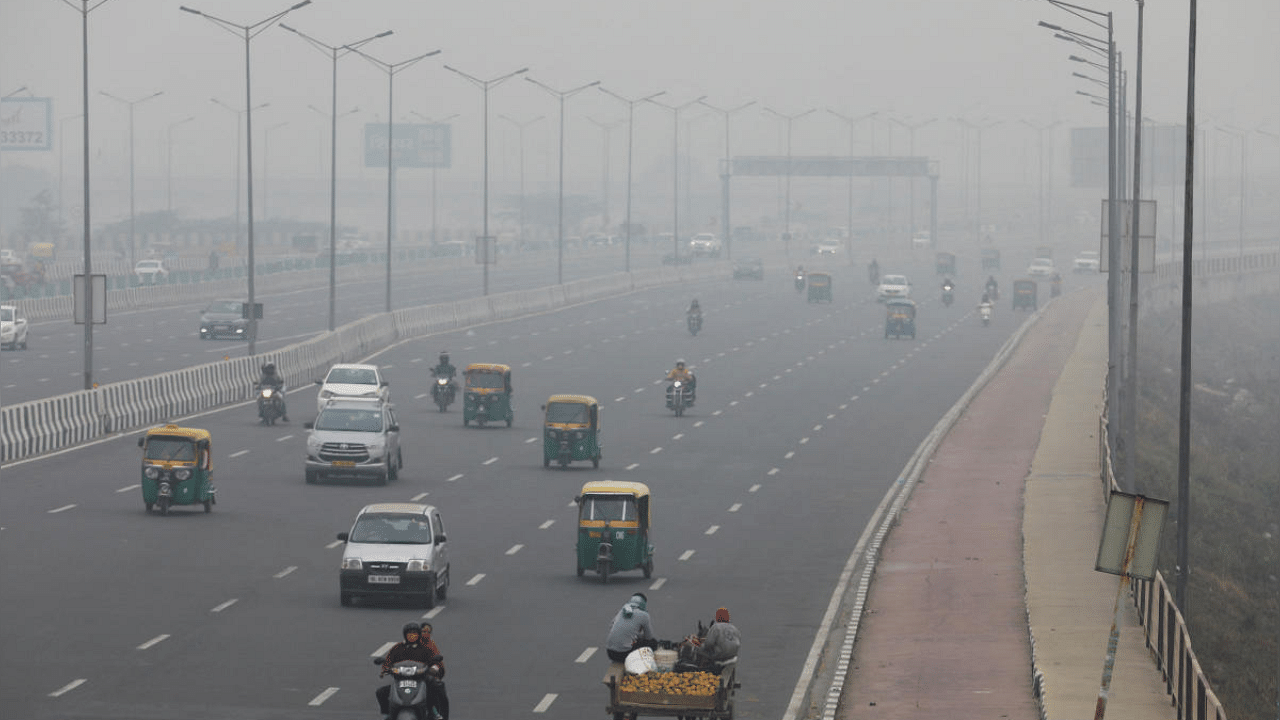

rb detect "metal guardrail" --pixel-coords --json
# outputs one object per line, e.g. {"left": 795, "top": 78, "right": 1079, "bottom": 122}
{"left": 0, "top": 264, "right": 723, "bottom": 463}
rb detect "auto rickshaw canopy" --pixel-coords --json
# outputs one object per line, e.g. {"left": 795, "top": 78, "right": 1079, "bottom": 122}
{"left": 577, "top": 480, "right": 651, "bottom": 528}
{"left": 806, "top": 271, "right": 831, "bottom": 286}
{"left": 885, "top": 298, "right": 917, "bottom": 316}
{"left": 544, "top": 394, "right": 599, "bottom": 426}
{"left": 140, "top": 424, "right": 212, "bottom": 465}
{"left": 465, "top": 363, "right": 511, "bottom": 390}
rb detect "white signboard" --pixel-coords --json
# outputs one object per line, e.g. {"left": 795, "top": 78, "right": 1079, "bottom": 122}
{"left": 0, "top": 97, "right": 53, "bottom": 151}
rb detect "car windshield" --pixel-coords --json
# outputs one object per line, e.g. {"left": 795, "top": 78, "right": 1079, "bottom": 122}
{"left": 350, "top": 513, "right": 433, "bottom": 544}
{"left": 326, "top": 367, "right": 377, "bottom": 385}
{"left": 206, "top": 301, "right": 240, "bottom": 314}
{"left": 315, "top": 408, "right": 383, "bottom": 432}
{"left": 580, "top": 495, "right": 636, "bottom": 521}
{"left": 0, "top": 308, "right": 13, "bottom": 322}
{"left": 144, "top": 436, "right": 196, "bottom": 462}
{"left": 1032, "top": 259, "right": 1053, "bottom": 267}
{"left": 137, "top": 261, "right": 160, "bottom": 269}
{"left": 883, "top": 275, "right": 907, "bottom": 285}
{"left": 466, "top": 371, "right": 505, "bottom": 389}
{"left": 545, "top": 402, "right": 589, "bottom": 424}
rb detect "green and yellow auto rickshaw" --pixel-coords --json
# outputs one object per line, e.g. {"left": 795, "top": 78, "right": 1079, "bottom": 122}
{"left": 981, "top": 247, "right": 1001, "bottom": 270}
{"left": 137, "top": 424, "right": 215, "bottom": 515}
{"left": 935, "top": 251, "right": 956, "bottom": 275}
{"left": 463, "top": 363, "right": 513, "bottom": 427}
{"left": 806, "top": 271, "right": 832, "bottom": 303}
{"left": 1012, "top": 278, "right": 1038, "bottom": 311}
{"left": 575, "top": 481, "right": 653, "bottom": 583}
{"left": 884, "top": 298, "right": 917, "bottom": 339}
{"left": 542, "top": 394, "right": 602, "bottom": 469}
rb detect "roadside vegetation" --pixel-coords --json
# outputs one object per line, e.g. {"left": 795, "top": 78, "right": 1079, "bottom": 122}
{"left": 1136, "top": 295, "right": 1279, "bottom": 719}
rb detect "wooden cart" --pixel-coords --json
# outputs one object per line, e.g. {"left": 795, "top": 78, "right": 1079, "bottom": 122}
{"left": 603, "top": 662, "right": 737, "bottom": 720}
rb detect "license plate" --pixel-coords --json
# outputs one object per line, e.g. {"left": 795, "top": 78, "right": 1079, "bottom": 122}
{"left": 367, "top": 574, "right": 400, "bottom": 585}
{"left": 332, "top": 460, "right": 355, "bottom": 467}
{"left": 399, "top": 680, "right": 418, "bottom": 688}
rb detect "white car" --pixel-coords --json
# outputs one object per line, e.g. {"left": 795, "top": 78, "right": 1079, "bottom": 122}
{"left": 314, "top": 363, "right": 390, "bottom": 413}
{"left": 337, "top": 502, "right": 450, "bottom": 607}
{"left": 877, "top": 274, "right": 912, "bottom": 302}
{"left": 1027, "top": 258, "right": 1057, "bottom": 278}
{"left": 811, "top": 239, "right": 841, "bottom": 256}
{"left": 688, "top": 233, "right": 722, "bottom": 257}
{"left": 1073, "top": 251, "right": 1100, "bottom": 273}
{"left": 134, "top": 259, "right": 169, "bottom": 283}
{"left": 1, "top": 304, "right": 29, "bottom": 350}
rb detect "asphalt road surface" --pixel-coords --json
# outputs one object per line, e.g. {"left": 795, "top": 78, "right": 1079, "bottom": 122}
{"left": 0, "top": 248, "right": 1097, "bottom": 719}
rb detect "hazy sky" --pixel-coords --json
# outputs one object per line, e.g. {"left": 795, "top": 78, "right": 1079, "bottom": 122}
{"left": 1, "top": 0, "right": 1276, "bottom": 228}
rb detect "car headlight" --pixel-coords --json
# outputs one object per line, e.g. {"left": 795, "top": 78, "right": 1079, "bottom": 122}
{"left": 366, "top": 439, "right": 386, "bottom": 457}
{"left": 319, "top": 389, "right": 333, "bottom": 399}
{"left": 406, "top": 559, "right": 430, "bottom": 572}
{"left": 144, "top": 466, "right": 161, "bottom": 479}
{"left": 341, "top": 558, "right": 362, "bottom": 571}
{"left": 174, "top": 468, "right": 192, "bottom": 481}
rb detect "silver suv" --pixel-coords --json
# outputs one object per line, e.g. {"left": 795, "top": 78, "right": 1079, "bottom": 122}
{"left": 337, "top": 502, "right": 450, "bottom": 607}
{"left": 304, "top": 398, "right": 402, "bottom": 485}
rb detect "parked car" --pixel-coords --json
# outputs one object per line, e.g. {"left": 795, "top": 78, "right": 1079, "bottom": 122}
{"left": 305, "top": 398, "right": 402, "bottom": 485}
{"left": 198, "top": 299, "right": 251, "bottom": 340}
{"left": 336, "top": 502, "right": 449, "bottom": 607}
{"left": 1027, "top": 257, "right": 1057, "bottom": 278}
{"left": 134, "top": 259, "right": 169, "bottom": 283}
{"left": 876, "top": 274, "right": 912, "bottom": 302}
{"left": 732, "top": 257, "right": 765, "bottom": 280}
{"left": 1073, "top": 250, "right": 1100, "bottom": 273}
{"left": 1, "top": 304, "right": 29, "bottom": 350}
{"left": 314, "top": 363, "right": 390, "bottom": 413}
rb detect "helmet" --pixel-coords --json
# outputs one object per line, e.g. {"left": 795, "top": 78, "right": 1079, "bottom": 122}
{"left": 675, "top": 359, "right": 686, "bottom": 370}
{"left": 629, "top": 593, "right": 647, "bottom": 611}
{"left": 439, "top": 351, "right": 449, "bottom": 362}
{"left": 402, "top": 622, "right": 421, "bottom": 639}
{"left": 263, "top": 363, "right": 276, "bottom": 375}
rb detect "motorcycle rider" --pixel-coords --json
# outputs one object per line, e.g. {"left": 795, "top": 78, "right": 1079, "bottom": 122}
{"left": 985, "top": 275, "right": 999, "bottom": 299}
{"left": 868, "top": 258, "right": 880, "bottom": 286}
{"left": 377, "top": 621, "right": 448, "bottom": 720}
{"left": 257, "top": 362, "right": 288, "bottom": 422}
{"left": 665, "top": 359, "right": 696, "bottom": 404}
{"left": 432, "top": 351, "right": 457, "bottom": 383}
{"left": 687, "top": 299, "right": 702, "bottom": 328}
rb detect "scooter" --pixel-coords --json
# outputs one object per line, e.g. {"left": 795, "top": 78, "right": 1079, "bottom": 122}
{"left": 666, "top": 380, "right": 694, "bottom": 417}
{"left": 256, "top": 384, "right": 285, "bottom": 425}
{"left": 687, "top": 313, "right": 702, "bottom": 336}
{"left": 942, "top": 283, "right": 955, "bottom": 308}
{"left": 431, "top": 376, "right": 456, "bottom": 412}
{"left": 979, "top": 303, "right": 992, "bottom": 327}
{"left": 376, "top": 656, "right": 446, "bottom": 720}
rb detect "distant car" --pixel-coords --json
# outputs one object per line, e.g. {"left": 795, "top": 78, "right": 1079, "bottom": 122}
{"left": 811, "top": 239, "right": 841, "bottom": 256}
{"left": 0, "top": 248, "right": 18, "bottom": 265}
{"left": 689, "top": 233, "right": 722, "bottom": 258}
{"left": 134, "top": 259, "right": 169, "bottom": 283}
{"left": 1072, "top": 250, "right": 1100, "bottom": 273}
{"left": 585, "top": 232, "right": 611, "bottom": 247}
{"left": 1027, "top": 257, "right": 1057, "bottom": 278}
{"left": 876, "top": 274, "right": 912, "bottom": 302}
{"left": 1, "top": 304, "right": 29, "bottom": 350}
{"left": 315, "top": 363, "right": 390, "bottom": 413}
{"left": 911, "top": 231, "right": 931, "bottom": 250}
{"left": 732, "top": 257, "right": 764, "bottom": 280}
{"left": 198, "top": 299, "right": 251, "bottom": 341}
{"left": 305, "top": 398, "right": 401, "bottom": 485}
{"left": 336, "top": 502, "right": 450, "bottom": 607}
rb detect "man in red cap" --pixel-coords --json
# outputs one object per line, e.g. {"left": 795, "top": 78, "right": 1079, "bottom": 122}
{"left": 694, "top": 607, "right": 740, "bottom": 669}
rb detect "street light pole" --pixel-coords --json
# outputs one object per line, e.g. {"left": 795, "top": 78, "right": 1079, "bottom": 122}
{"left": 166, "top": 116, "right": 194, "bottom": 215}
{"left": 183, "top": 0, "right": 311, "bottom": 357}
{"left": 498, "top": 114, "right": 544, "bottom": 253}
{"left": 891, "top": 117, "right": 937, "bottom": 244}
{"left": 445, "top": 65, "right": 528, "bottom": 296}
{"left": 764, "top": 107, "right": 815, "bottom": 248}
{"left": 280, "top": 25, "right": 391, "bottom": 332}
{"left": 828, "top": 110, "right": 877, "bottom": 255}
{"left": 412, "top": 111, "right": 460, "bottom": 252}
{"left": 648, "top": 95, "right": 708, "bottom": 264}
{"left": 350, "top": 47, "right": 441, "bottom": 312}
{"left": 698, "top": 99, "right": 754, "bottom": 260}
{"left": 599, "top": 88, "right": 665, "bottom": 273}
{"left": 58, "top": 113, "right": 83, "bottom": 224}
{"left": 586, "top": 116, "right": 625, "bottom": 235}
{"left": 526, "top": 77, "right": 601, "bottom": 285}
{"left": 100, "top": 90, "right": 164, "bottom": 268}
{"left": 1021, "top": 119, "right": 1060, "bottom": 246}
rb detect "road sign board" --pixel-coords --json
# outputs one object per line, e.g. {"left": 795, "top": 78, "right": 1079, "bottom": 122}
{"left": 1, "top": 97, "right": 53, "bottom": 151}
{"left": 364, "top": 123, "right": 451, "bottom": 168}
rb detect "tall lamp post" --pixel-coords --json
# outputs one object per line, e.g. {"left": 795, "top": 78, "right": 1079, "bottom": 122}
{"left": 526, "top": 77, "right": 601, "bottom": 285}
{"left": 100, "top": 90, "right": 164, "bottom": 268}
{"left": 411, "top": 111, "right": 459, "bottom": 250}
{"left": 586, "top": 116, "right": 625, "bottom": 235}
{"left": 280, "top": 24, "right": 391, "bottom": 332}
{"left": 211, "top": 97, "right": 268, "bottom": 254}
{"left": 763, "top": 107, "right": 815, "bottom": 249}
{"left": 166, "top": 116, "right": 194, "bottom": 215}
{"left": 445, "top": 65, "right": 528, "bottom": 296}
{"left": 698, "top": 99, "right": 754, "bottom": 260}
{"left": 58, "top": 113, "right": 84, "bottom": 224}
{"left": 599, "top": 87, "right": 665, "bottom": 272}
{"left": 645, "top": 95, "right": 707, "bottom": 263}
{"left": 182, "top": 0, "right": 312, "bottom": 357}
{"left": 828, "top": 110, "right": 877, "bottom": 255}
{"left": 891, "top": 117, "right": 936, "bottom": 245}
{"left": 1020, "top": 119, "right": 1060, "bottom": 246}
{"left": 350, "top": 46, "right": 441, "bottom": 312}
{"left": 498, "top": 113, "right": 544, "bottom": 253}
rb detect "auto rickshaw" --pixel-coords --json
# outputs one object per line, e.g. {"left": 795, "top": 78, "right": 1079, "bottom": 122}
{"left": 462, "top": 363, "right": 513, "bottom": 427}
{"left": 542, "top": 394, "right": 602, "bottom": 468}
{"left": 575, "top": 480, "right": 653, "bottom": 583}
{"left": 884, "top": 298, "right": 917, "bottom": 339}
{"left": 806, "top": 271, "right": 832, "bottom": 303}
{"left": 981, "top": 248, "right": 1001, "bottom": 270}
{"left": 1012, "top": 278, "right": 1038, "bottom": 311}
{"left": 137, "top": 424, "right": 215, "bottom": 515}
{"left": 935, "top": 251, "right": 956, "bottom": 275}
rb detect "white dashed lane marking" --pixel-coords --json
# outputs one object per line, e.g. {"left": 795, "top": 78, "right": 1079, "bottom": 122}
{"left": 137, "top": 634, "right": 169, "bottom": 650}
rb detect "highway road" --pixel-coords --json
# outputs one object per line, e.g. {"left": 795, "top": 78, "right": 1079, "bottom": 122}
{"left": 0, "top": 246, "right": 1095, "bottom": 719}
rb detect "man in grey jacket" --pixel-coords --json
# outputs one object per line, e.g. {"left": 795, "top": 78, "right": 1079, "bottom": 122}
{"left": 606, "top": 593, "right": 657, "bottom": 662}
{"left": 697, "top": 607, "right": 740, "bottom": 667}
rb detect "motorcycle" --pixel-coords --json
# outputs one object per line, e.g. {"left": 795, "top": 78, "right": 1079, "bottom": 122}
{"left": 376, "top": 656, "right": 446, "bottom": 720}
{"left": 431, "top": 376, "right": 456, "bottom": 412}
{"left": 687, "top": 312, "right": 702, "bottom": 336}
{"left": 794, "top": 273, "right": 805, "bottom": 292}
{"left": 256, "top": 384, "right": 285, "bottom": 425}
{"left": 979, "top": 302, "right": 992, "bottom": 327}
{"left": 666, "top": 379, "right": 694, "bottom": 417}
{"left": 942, "top": 283, "right": 954, "bottom": 308}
